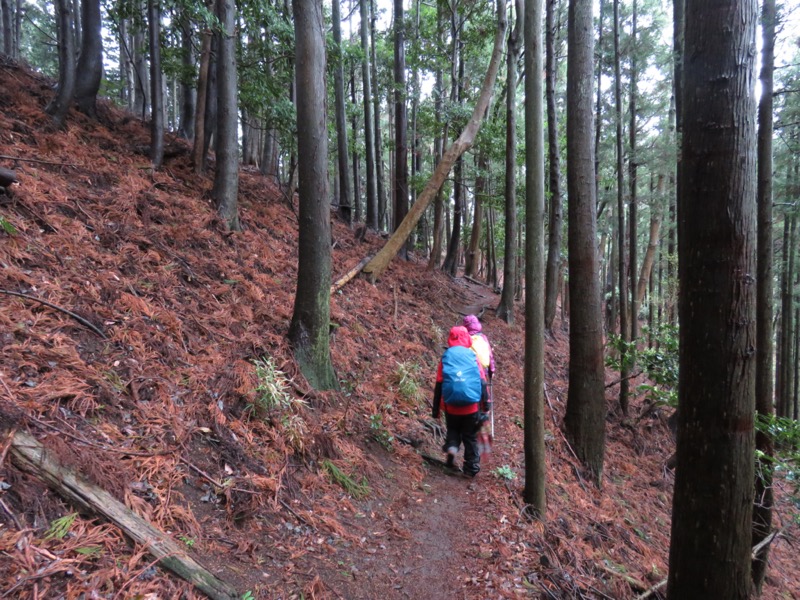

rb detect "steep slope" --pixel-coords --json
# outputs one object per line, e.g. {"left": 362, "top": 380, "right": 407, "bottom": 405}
{"left": 0, "top": 57, "right": 797, "bottom": 599}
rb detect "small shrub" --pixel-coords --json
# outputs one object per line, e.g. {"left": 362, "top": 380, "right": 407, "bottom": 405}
{"left": 370, "top": 413, "right": 394, "bottom": 450}
{"left": 251, "top": 357, "right": 298, "bottom": 417}
{"left": 493, "top": 465, "right": 517, "bottom": 481}
{"left": 393, "top": 361, "right": 426, "bottom": 407}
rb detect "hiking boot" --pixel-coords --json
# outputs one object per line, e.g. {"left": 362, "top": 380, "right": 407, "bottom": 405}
{"left": 445, "top": 446, "right": 458, "bottom": 468}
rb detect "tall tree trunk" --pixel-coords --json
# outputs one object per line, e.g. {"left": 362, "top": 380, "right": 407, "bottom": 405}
{"left": 667, "top": 0, "right": 757, "bottom": 596}
{"left": 635, "top": 206, "right": 661, "bottom": 306}
{"left": 778, "top": 214, "right": 797, "bottom": 418}
{"left": 290, "top": 0, "right": 338, "bottom": 391}
{"left": 613, "top": 0, "right": 629, "bottom": 415}
{"left": 543, "top": 0, "right": 563, "bottom": 332}
{"left": 370, "top": 0, "right": 386, "bottom": 229}
{"left": 362, "top": 0, "right": 507, "bottom": 283}
{"left": 147, "top": 0, "right": 164, "bottom": 168}
{"left": 331, "top": 0, "right": 352, "bottom": 223}
{"left": 427, "top": 0, "right": 447, "bottom": 270}
{"left": 192, "top": 26, "right": 212, "bottom": 173}
{"left": 118, "top": 18, "right": 130, "bottom": 107}
{"left": 752, "top": 0, "right": 776, "bottom": 589}
{"left": 211, "top": 0, "right": 240, "bottom": 230}
{"left": 177, "top": 11, "right": 196, "bottom": 140}
{"left": 393, "top": 0, "right": 409, "bottom": 257}
{"left": 628, "top": 0, "right": 639, "bottom": 344}
{"left": 443, "top": 36, "right": 466, "bottom": 276}
{"left": 1, "top": 0, "right": 12, "bottom": 56}
{"left": 132, "top": 22, "right": 149, "bottom": 120}
{"left": 360, "top": 0, "right": 377, "bottom": 229}
{"left": 564, "top": 0, "right": 606, "bottom": 484}
{"left": 523, "top": 0, "right": 546, "bottom": 515}
{"left": 668, "top": 0, "right": 684, "bottom": 328}
{"left": 74, "top": 0, "right": 103, "bottom": 118}
{"left": 45, "top": 0, "right": 76, "bottom": 129}
{"left": 350, "top": 66, "right": 361, "bottom": 222}
{"left": 497, "top": 0, "right": 523, "bottom": 324}
{"left": 594, "top": 0, "right": 605, "bottom": 208}
{"left": 465, "top": 153, "right": 487, "bottom": 278}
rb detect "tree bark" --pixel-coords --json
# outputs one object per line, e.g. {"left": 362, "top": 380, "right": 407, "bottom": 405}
{"left": 752, "top": 0, "right": 776, "bottom": 567}
{"left": 393, "top": 0, "right": 409, "bottom": 256}
{"left": 73, "top": 0, "right": 102, "bottom": 118}
{"left": 360, "top": 0, "right": 377, "bottom": 229}
{"left": 628, "top": 0, "right": 639, "bottom": 345}
{"left": 370, "top": 0, "right": 386, "bottom": 229}
{"left": 523, "top": 0, "right": 546, "bottom": 515}
{"left": 331, "top": 0, "right": 352, "bottom": 223}
{"left": 192, "top": 26, "right": 212, "bottom": 173}
{"left": 543, "top": 0, "right": 563, "bottom": 332}
{"left": 289, "top": 0, "right": 338, "bottom": 391}
{"left": 613, "top": 0, "right": 629, "bottom": 415}
{"left": 564, "top": 0, "right": 606, "bottom": 484}
{"left": 211, "top": 0, "right": 240, "bottom": 230}
{"left": 635, "top": 209, "right": 661, "bottom": 306}
{"left": 667, "top": 0, "right": 757, "bottom": 596}
{"left": 177, "top": 10, "right": 196, "bottom": 140}
{"left": 45, "top": 0, "right": 76, "bottom": 129}
{"left": 1, "top": 0, "right": 12, "bottom": 56}
{"left": 361, "top": 0, "right": 507, "bottom": 283}
{"left": 497, "top": 0, "right": 522, "bottom": 324}
{"left": 147, "top": 0, "right": 164, "bottom": 168}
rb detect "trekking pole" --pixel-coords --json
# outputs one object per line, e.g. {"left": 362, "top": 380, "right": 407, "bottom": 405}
{"left": 489, "top": 377, "right": 495, "bottom": 442}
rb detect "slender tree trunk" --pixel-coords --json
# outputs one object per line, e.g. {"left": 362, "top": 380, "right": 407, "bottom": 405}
{"left": 211, "top": 0, "right": 240, "bottom": 230}
{"left": 360, "top": 0, "right": 377, "bottom": 229}
{"left": 350, "top": 66, "right": 362, "bottom": 223}
{"left": 594, "top": 0, "right": 605, "bottom": 207}
{"left": 428, "top": 0, "right": 447, "bottom": 270}
{"left": 667, "top": 0, "right": 757, "bottom": 596}
{"left": 543, "top": 0, "right": 562, "bottom": 332}
{"left": 331, "top": 0, "right": 352, "bottom": 223}
{"left": 628, "top": 0, "right": 639, "bottom": 346}
{"left": 147, "top": 0, "right": 164, "bottom": 168}
{"left": 564, "top": 0, "right": 606, "bottom": 484}
{"left": 497, "top": 0, "right": 523, "bottom": 324}
{"left": 177, "top": 11, "right": 196, "bottom": 140}
{"left": 752, "top": 0, "right": 776, "bottom": 589}
{"left": 46, "top": 0, "right": 76, "bottom": 129}
{"left": 465, "top": 153, "right": 487, "bottom": 278}
{"left": 523, "top": 0, "right": 546, "bottom": 515}
{"left": 290, "top": 0, "right": 338, "bottom": 391}
{"left": 613, "top": 0, "right": 629, "bottom": 415}
{"left": 393, "top": 0, "right": 409, "bottom": 256}
{"left": 74, "top": 0, "right": 102, "bottom": 118}
{"left": 443, "top": 37, "right": 466, "bottom": 276}
{"left": 132, "top": 23, "right": 149, "bottom": 120}
{"left": 370, "top": 0, "right": 386, "bottom": 230}
{"left": 192, "top": 27, "right": 212, "bottom": 173}
{"left": 635, "top": 207, "right": 661, "bottom": 306}
{"left": 779, "top": 214, "right": 797, "bottom": 417}
{"left": 1, "top": 0, "right": 12, "bottom": 56}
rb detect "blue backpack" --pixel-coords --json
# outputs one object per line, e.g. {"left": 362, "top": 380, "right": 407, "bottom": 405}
{"left": 441, "top": 346, "right": 482, "bottom": 406}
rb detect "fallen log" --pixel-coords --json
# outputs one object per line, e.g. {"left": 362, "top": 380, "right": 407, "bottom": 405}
{"left": 330, "top": 255, "right": 373, "bottom": 294}
{"left": 9, "top": 430, "right": 238, "bottom": 600}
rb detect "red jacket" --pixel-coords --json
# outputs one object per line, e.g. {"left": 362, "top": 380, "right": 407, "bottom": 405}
{"left": 432, "top": 326, "right": 488, "bottom": 417}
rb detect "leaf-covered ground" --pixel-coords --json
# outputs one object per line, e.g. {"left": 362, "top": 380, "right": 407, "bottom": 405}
{"left": 0, "top": 57, "right": 798, "bottom": 599}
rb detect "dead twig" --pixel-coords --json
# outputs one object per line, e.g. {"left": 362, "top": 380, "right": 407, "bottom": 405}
{"left": 0, "top": 498, "right": 23, "bottom": 530}
{"left": 633, "top": 579, "right": 666, "bottom": 600}
{"left": 0, "top": 289, "right": 106, "bottom": 338}
{"left": 0, "top": 154, "right": 78, "bottom": 167}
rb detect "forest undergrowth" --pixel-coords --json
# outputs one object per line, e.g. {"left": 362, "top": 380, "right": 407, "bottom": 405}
{"left": 0, "top": 57, "right": 798, "bottom": 599}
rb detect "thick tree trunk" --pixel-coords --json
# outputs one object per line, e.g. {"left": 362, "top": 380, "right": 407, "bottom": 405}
{"left": 73, "top": 0, "right": 102, "bottom": 118}
{"left": 331, "top": 0, "right": 351, "bottom": 223}
{"left": 289, "top": 0, "right": 337, "bottom": 391}
{"left": 211, "top": 0, "right": 240, "bottom": 230}
{"left": 564, "top": 0, "right": 606, "bottom": 484}
{"left": 45, "top": 0, "right": 76, "bottom": 129}
{"left": 543, "top": 0, "right": 562, "bottom": 332}
{"left": 523, "top": 0, "right": 546, "bottom": 515}
{"left": 147, "top": 0, "right": 164, "bottom": 168}
{"left": 667, "top": 0, "right": 757, "bottom": 597}
{"left": 361, "top": 0, "right": 507, "bottom": 283}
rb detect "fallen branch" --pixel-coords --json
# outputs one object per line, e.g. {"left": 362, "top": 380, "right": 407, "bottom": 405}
{"left": 0, "top": 154, "right": 77, "bottom": 167}
{"left": 596, "top": 562, "right": 647, "bottom": 592}
{"left": 9, "top": 430, "right": 238, "bottom": 600}
{"left": 330, "top": 255, "right": 373, "bottom": 295}
{"left": 0, "top": 289, "right": 106, "bottom": 338}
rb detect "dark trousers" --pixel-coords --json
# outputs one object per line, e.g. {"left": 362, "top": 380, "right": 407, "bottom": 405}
{"left": 443, "top": 412, "right": 481, "bottom": 475}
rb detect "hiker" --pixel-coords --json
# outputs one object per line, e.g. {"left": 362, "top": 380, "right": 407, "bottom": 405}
{"left": 431, "top": 326, "right": 490, "bottom": 477}
{"left": 463, "top": 314, "right": 495, "bottom": 454}
{"left": 462, "top": 314, "right": 495, "bottom": 380}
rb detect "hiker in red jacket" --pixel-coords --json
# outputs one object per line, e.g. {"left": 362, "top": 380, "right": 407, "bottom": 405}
{"left": 432, "top": 326, "right": 490, "bottom": 477}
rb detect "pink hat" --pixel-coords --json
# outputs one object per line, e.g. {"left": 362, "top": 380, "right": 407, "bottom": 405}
{"left": 462, "top": 314, "right": 482, "bottom": 335}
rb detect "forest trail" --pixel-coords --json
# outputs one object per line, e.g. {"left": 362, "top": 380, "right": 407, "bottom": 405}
{"left": 2, "top": 58, "right": 799, "bottom": 599}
